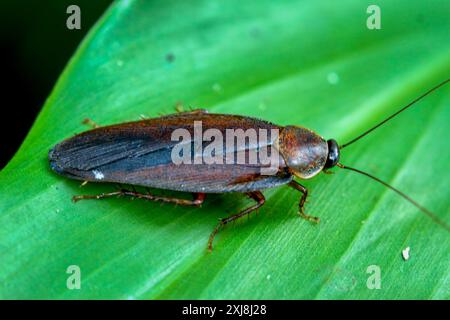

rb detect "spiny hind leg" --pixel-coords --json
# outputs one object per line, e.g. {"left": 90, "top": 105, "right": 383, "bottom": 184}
{"left": 72, "top": 188, "right": 205, "bottom": 207}
{"left": 208, "top": 191, "right": 265, "bottom": 252}
{"left": 288, "top": 180, "right": 320, "bottom": 223}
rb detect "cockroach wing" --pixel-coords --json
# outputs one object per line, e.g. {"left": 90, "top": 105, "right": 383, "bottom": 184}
{"left": 49, "top": 113, "right": 292, "bottom": 193}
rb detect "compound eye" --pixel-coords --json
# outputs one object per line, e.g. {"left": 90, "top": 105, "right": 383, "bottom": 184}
{"left": 325, "top": 139, "right": 340, "bottom": 169}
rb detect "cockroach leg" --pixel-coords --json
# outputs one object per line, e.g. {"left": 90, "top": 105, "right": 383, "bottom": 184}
{"left": 207, "top": 191, "right": 265, "bottom": 252}
{"left": 82, "top": 118, "right": 100, "bottom": 129}
{"left": 175, "top": 103, "right": 184, "bottom": 113}
{"left": 72, "top": 190, "right": 206, "bottom": 207}
{"left": 322, "top": 169, "right": 334, "bottom": 175}
{"left": 288, "top": 181, "right": 320, "bottom": 224}
{"left": 174, "top": 105, "right": 208, "bottom": 115}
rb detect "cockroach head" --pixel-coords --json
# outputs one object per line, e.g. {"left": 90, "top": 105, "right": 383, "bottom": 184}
{"left": 278, "top": 126, "right": 329, "bottom": 179}
{"left": 324, "top": 139, "right": 340, "bottom": 169}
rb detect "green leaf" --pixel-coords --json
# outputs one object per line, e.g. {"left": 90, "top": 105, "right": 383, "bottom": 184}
{"left": 1, "top": 0, "right": 449, "bottom": 299}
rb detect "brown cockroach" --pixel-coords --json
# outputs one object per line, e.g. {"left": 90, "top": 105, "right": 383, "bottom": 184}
{"left": 49, "top": 79, "right": 449, "bottom": 250}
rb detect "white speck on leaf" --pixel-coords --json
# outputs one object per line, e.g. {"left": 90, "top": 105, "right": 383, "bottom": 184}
{"left": 116, "top": 59, "right": 124, "bottom": 67}
{"left": 327, "top": 72, "right": 339, "bottom": 85}
{"left": 402, "top": 246, "right": 410, "bottom": 261}
{"left": 266, "top": 274, "right": 271, "bottom": 280}
{"left": 92, "top": 170, "right": 104, "bottom": 180}
{"left": 212, "top": 83, "right": 223, "bottom": 93}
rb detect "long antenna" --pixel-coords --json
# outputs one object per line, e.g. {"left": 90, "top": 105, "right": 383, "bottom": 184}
{"left": 337, "top": 163, "right": 450, "bottom": 232}
{"left": 340, "top": 78, "right": 449, "bottom": 149}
